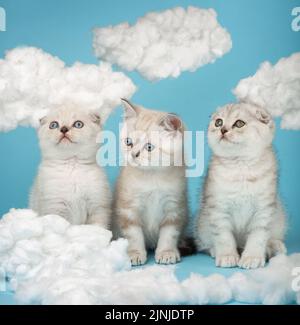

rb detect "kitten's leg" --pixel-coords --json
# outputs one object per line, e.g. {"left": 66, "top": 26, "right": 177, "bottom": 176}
{"left": 118, "top": 210, "right": 147, "bottom": 265}
{"left": 238, "top": 228, "right": 268, "bottom": 269}
{"left": 87, "top": 206, "right": 111, "bottom": 229}
{"left": 266, "top": 201, "right": 287, "bottom": 259}
{"left": 86, "top": 180, "right": 112, "bottom": 229}
{"left": 155, "top": 222, "right": 181, "bottom": 264}
{"left": 122, "top": 224, "right": 147, "bottom": 266}
{"left": 238, "top": 208, "right": 273, "bottom": 269}
{"left": 266, "top": 239, "right": 287, "bottom": 259}
{"left": 211, "top": 212, "right": 239, "bottom": 268}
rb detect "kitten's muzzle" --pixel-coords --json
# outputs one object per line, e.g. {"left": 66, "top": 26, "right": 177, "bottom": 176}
{"left": 60, "top": 126, "right": 69, "bottom": 134}
{"left": 221, "top": 127, "right": 228, "bottom": 135}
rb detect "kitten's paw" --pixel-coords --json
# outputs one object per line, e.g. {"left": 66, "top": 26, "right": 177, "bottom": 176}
{"left": 155, "top": 249, "right": 180, "bottom": 265}
{"left": 128, "top": 250, "right": 147, "bottom": 266}
{"left": 238, "top": 255, "right": 265, "bottom": 269}
{"left": 215, "top": 254, "right": 240, "bottom": 268}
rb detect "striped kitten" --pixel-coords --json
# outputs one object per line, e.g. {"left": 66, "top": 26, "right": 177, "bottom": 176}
{"left": 114, "top": 99, "right": 189, "bottom": 265}
{"left": 194, "top": 102, "right": 287, "bottom": 269}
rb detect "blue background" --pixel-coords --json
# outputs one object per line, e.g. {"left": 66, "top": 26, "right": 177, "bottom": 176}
{"left": 0, "top": 0, "right": 300, "bottom": 305}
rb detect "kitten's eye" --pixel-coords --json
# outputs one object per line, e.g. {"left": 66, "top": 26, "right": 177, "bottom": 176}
{"left": 233, "top": 120, "right": 246, "bottom": 128}
{"left": 125, "top": 137, "right": 133, "bottom": 147}
{"left": 49, "top": 121, "right": 59, "bottom": 129}
{"left": 215, "top": 119, "right": 223, "bottom": 127}
{"left": 73, "top": 121, "right": 84, "bottom": 128}
{"left": 145, "top": 143, "right": 155, "bottom": 152}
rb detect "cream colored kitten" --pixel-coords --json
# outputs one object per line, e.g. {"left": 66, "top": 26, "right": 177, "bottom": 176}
{"left": 195, "top": 102, "right": 286, "bottom": 269}
{"left": 114, "top": 99, "right": 189, "bottom": 265}
{"left": 30, "top": 105, "right": 111, "bottom": 228}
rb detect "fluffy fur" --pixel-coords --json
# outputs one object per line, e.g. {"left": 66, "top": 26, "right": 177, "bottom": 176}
{"left": 194, "top": 102, "right": 287, "bottom": 269}
{"left": 30, "top": 105, "right": 111, "bottom": 228}
{"left": 113, "top": 100, "right": 188, "bottom": 265}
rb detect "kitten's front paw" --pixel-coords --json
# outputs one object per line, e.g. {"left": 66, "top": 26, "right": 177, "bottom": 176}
{"left": 238, "top": 254, "right": 265, "bottom": 269}
{"left": 128, "top": 249, "right": 147, "bottom": 266}
{"left": 155, "top": 249, "right": 180, "bottom": 265}
{"left": 215, "top": 254, "right": 239, "bottom": 268}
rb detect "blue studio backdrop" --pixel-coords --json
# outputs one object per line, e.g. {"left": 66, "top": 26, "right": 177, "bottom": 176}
{"left": 0, "top": 0, "right": 300, "bottom": 304}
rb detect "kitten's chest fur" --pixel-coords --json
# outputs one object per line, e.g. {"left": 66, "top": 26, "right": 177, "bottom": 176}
{"left": 33, "top": 159, "right": 97, "bottom": 224}
{"left": 136, "top": 178, "right": 171, "bottom": 229}
{"left": 208, "top": 152, "right": 277, "bottom": 229}
{"left": 130, "top": 169, "right": 185, "bottom": 247}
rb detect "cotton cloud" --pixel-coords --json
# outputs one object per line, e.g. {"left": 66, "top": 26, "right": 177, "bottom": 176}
{"left": 93, "top": 6, "right": 232, "bottom": 81}
{"left": 229, "top": 254, "right": 300, "bottom": 305}
{"left": 0, "top": 47, "right": 136, "bottom": 132}
{"left": 1, "top": 209, "right": 299, "bottom": 305}
{"left": 234, "top": 52, "right": 300, "bottom": 130}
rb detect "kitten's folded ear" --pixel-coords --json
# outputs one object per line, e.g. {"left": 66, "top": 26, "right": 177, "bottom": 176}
{"left": 90, "top": 113, "right": 101, "bottom": 125}
{"left": 160, "top": 114, "right": 183, "bottom": 132}
{"left": 39, "top": 116, "right": 47, "bottom": 126}
{"left": 121, "top": 98, "right": 139, "bottom": 118}
{"left": 255, "top": 107, "right": 272, "bottom": 125}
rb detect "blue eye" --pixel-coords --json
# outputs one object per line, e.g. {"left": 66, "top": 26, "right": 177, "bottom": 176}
{"left": 145, "top": 143, "right": 155, "bottom": 152}
{"left": 73, "top": 121, "right": 84, "bottom": 128}
{"left": 49, "top": 121, "right": 59, "bottom": 129}
{"left": 125, "top": 137, "right": 133, "bottom": 146}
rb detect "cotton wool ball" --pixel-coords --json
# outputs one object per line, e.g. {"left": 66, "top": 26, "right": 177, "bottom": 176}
{"left": 205, "top": 274, "right": 232, "bottom": 304}
{"left": 66, "top": 224, "right": 112, "bottom": 248}
{"left": 234, "top": 52, "right": 300, "bottom": 130}
{"left": 93, "top": 6, "right": 232, "bottom": 81}
{"left": 181, "top": 273, "right": 209, "bottom": 304}
{"left": 0, "top": 226, "right": 14, "bottom": 252}
{"left": 229, "top": 272, "right": 261, "bottom": 304}
{"left": 41, "top": 215, "right": 70, "bottom": 235}
{"left": 0, "top": 47, "right": 136, "bottom": 132}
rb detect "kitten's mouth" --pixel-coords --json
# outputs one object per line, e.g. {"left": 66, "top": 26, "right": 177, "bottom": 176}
{"left": 220, "top": 135, "right": 229, "bottom": 141}
{"left": 219, "top": 135, "right": 233, "bottom": 143}
{"left": 57, "top": 135, "right": 75, "bottom": 144}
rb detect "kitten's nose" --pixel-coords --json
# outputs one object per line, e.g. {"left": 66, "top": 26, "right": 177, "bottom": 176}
{"left": 221, "top": 127, "right": 228, "bottom": 135}
{"left": 132, "top": 151, "right": 140, "bottom": 158}
{"left": 60, "top": 126, "right": 69, "bottom": 134}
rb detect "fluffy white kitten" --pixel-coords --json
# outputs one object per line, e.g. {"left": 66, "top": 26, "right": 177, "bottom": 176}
{"left": 195, "top": 102, "right": 286, "bottom": 269}
{"left": 30, "top": 105, "right": 111, "bottom": 227}
{"left": 114, "top": 99, "right": 190, "bottom": 266}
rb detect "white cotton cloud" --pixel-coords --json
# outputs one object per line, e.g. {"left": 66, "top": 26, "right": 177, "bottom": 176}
{"left": 0, "top": 209, "right": 299, "bottom": 305}
{"left": 229, "top": 254, "right": 300, "bottom": 305}
{"left": 0, "top": 47, "right": 136, "bottom": 132}
{"left": 93, "top": 6, "right": 232, "bottom": 81}
{"left": 233, "top": 52, "right": 300, "bottom": 130}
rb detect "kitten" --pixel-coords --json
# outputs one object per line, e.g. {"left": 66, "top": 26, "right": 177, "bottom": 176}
{"left": 114, "top": 99, "right": 189, "bottom": 265}
{"left": 30, "top": 104, "right": 111, "bottom": 228}
{"left": 194, "top": 102, "right": 287, "bottom": 269}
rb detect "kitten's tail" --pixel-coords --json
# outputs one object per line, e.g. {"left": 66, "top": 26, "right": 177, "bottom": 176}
{"left": 178, "top": 237, "right": 197, "bottom": 257}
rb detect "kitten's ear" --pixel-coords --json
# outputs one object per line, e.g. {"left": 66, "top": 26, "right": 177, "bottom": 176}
{"left": 90, "top": 113, "right": 101, "bottom": 125}
{"left": 39, "top": 116, "right": 47, "bottom": 126}
{"left": 121, "top": 98, "right": 138, "bottom": 119}
{"left": 255, "top": 108, "right": 272, "bottom": 125}
{"left": 161, "top": 114, "right": 183, "bottom": 131}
